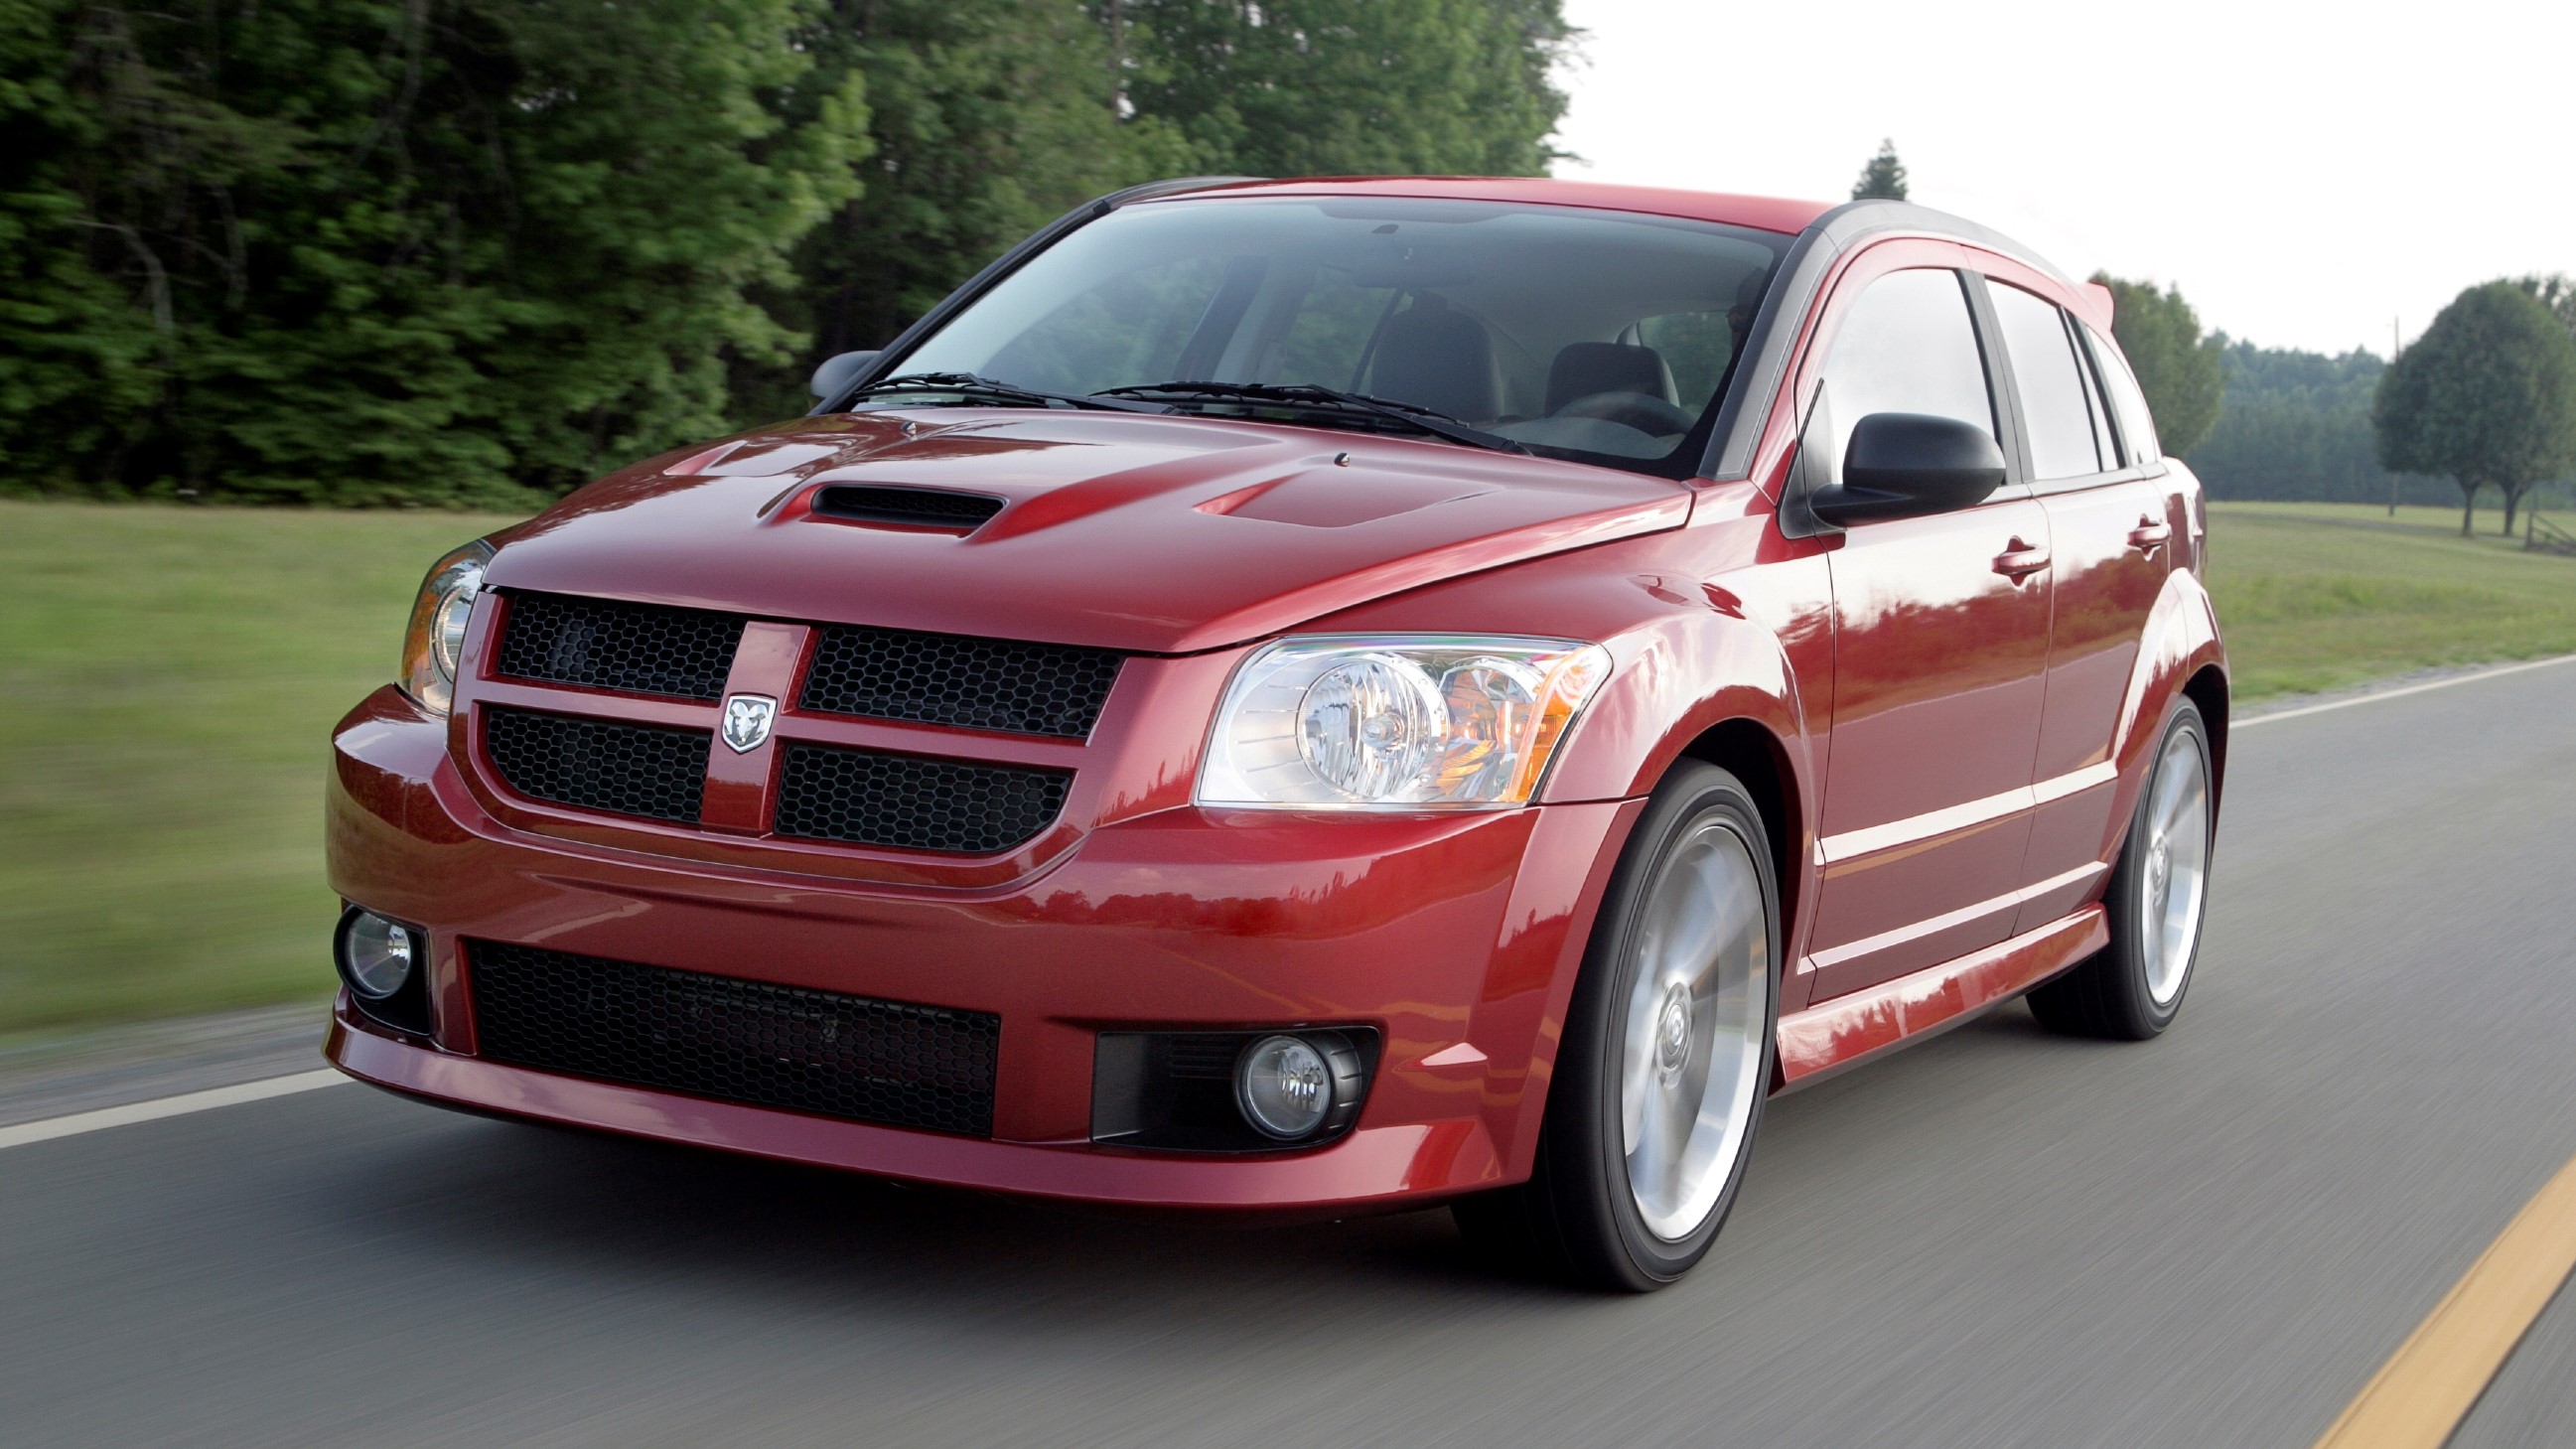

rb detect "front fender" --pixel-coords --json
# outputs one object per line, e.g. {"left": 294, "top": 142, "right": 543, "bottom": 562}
{"left": 1306, "top": 489, "right": 1826, "bottom": 819}
{"left": 1303, "top": 499, "right": 1832, "bottom": 1142}
{"left": 1538, "top": 605, "right": 1816, "bottom": 806}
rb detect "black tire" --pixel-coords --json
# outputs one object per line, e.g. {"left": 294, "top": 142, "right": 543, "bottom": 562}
{"left": 1453, "top": 762, "right": 1780, "bottom": 1292}
{"left": 2028, "top": 699, "right": 2215, "bottom": 1040}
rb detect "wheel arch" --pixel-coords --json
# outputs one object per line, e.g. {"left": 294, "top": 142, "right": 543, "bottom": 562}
{"left": 1672, "top": 716, "right": 1804, "bottom": 951}
{"left": 2105, "top": 568, "right": 2229, "bottom": 836}
{"left": 1536, "top": 605, "right": 1823, "bottom": 1011}
{"left": 2181, "top": 660, "right": 2229, "bottom": 811}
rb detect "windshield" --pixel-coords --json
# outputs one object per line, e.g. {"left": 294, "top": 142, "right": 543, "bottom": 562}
{"left": 887, "top": 196, "right": 1789, "bottom": 476}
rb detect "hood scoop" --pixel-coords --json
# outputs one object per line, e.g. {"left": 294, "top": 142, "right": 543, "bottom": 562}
{"left": 809, "top": 484, "right": 1006, "bottom": 532}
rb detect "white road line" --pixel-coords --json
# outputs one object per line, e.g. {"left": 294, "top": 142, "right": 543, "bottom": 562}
{"left": 2238, "top": 652, "right": 2576, "bottom": 730}
{"left": 0, "top": 1070, "right": 350, "bottom": 1152}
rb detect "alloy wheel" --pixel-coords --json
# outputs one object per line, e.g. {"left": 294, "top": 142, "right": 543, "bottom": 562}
{"left": 1619, "top": 816, "right": 1771, "bottom": 1241}
{"left": 2138, "top": 725, "right": 2212, "bottom": 1006}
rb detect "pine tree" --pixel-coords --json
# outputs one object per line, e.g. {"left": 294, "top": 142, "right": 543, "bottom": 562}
{"left": 1120, "top": 0, "right": 1571, "bottom": 179}
{"left": 1851, "top": 139, "right": 1908, "bottom": 201}
{"left": 0, "top": 0, "right": 870, "bottom": 504}
{"left": 2183, "top": 342, "right": 2434, "bottom": 506}
{"left": 1, "top": 0, "right": 1577, "bottom": 502}
{"left": 2513, "top": 274, "right": 2576, "bottom": 339}
{"left": 779, "top": 0, "right": 1183, "bottom": 408}
{"left": 0, "top": 0, "right": 164, "bottom": 488}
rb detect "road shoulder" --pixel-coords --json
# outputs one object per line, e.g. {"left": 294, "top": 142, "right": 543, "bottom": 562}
{"left": 0, "top": 1002, "right": 328, "bottom": 1130}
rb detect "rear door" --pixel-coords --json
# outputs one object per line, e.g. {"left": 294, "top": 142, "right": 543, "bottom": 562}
{"left": 1978, "top": 278, "right": 2176, "bottom": 928}
{"left": 1801, "top": 261, "right": 2054, "bottom": 1001}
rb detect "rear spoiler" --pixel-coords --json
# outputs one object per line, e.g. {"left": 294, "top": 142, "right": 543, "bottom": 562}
{"left": 2075, "top": 281, "right": 2116, "bottom": 333}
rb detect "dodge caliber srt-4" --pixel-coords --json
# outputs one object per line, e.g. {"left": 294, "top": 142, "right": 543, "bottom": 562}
{"left": 326, "top": 176, "right": 2225, "bottom": 1291}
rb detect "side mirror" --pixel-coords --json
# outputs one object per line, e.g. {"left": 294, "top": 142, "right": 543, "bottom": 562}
{"left": 808, "top": 349, "right": 882, "bottom": 403}
{"left": 1808, "top": 412, "right": 2005, "bottom": 526}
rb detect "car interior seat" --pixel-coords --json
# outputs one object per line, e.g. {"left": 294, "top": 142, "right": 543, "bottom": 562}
{"left": 1365, "top": 297, "right": 1502, "bottom": 422}
{"left": 1544, "top": 342, "right": 1677, "bottom": 416}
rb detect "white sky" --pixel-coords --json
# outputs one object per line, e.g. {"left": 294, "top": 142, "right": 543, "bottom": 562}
{"left": 1551, "top": 0, "right": 2576, "bottom": 358}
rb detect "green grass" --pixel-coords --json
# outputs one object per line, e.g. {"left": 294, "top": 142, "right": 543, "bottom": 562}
{"left": 4, "top": 497, "right": 2573, "bottom": 1037}
{"left": 2206, "top": 502, "right": 2576, "bottom": 699}
{"left": 0, "top": 501, "right": 525, "bottom": 1039}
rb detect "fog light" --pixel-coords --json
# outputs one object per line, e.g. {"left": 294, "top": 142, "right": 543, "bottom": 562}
{"left": 336, "top": 910, "right": 417, "bottom": 1000}
{"left": 1236, "top": 1035, "right": 1339, "bottom": 1141}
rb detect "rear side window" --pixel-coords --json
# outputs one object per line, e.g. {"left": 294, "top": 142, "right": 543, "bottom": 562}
{"left": 2083, "top": 327, "right": 2162, "bottom": 465}
{"left": 1813, "top": 268, "right": 1996, "bottom": 482}
{"left": 1987, "top": 282, "right": 2103, "bottom": 480}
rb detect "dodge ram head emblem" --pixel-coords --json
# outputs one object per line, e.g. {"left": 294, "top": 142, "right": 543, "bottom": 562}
{"left": 720, "top": 693, "right": 778, "bottom": 753}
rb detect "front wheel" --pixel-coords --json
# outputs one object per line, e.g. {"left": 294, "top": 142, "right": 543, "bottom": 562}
{"left": 2028, "top": 698, "right": 2215, "bottom": 1039}
{"left": 1454, "top": 762, "right": 1779, "bottom": 1292}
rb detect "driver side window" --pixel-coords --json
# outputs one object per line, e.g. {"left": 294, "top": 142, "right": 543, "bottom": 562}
{"left": 1812, "top": 268, "right": 1997, "bottom": 486}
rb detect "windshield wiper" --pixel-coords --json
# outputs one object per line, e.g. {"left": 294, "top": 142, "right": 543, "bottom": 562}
{"left": 846, "top": 372, "right": 1174, "bottom": 414}
{"left": 1094, "top": 380, "right": 1529, "bottom": 454}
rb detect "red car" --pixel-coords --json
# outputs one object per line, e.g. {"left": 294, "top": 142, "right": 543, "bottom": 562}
{"left": 326, "top": 176, "right": 2224, "bottom": 1291}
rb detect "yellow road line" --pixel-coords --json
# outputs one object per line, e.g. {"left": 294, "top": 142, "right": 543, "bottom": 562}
{"left": 2312, "top": 1150, "right": 2576, "bottom": 1449}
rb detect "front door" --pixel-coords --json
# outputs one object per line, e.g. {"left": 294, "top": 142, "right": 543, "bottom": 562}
{"left": 1799, "top": 264, "right": 2054, "bottom": 1001}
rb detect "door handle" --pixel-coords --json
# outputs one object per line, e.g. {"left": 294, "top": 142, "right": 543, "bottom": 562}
{"left": 1992, "top": 537, "right": 2051, "bottom": 582}
{"left": 2127, "top": 516, "right": 2172, "bottom": 553}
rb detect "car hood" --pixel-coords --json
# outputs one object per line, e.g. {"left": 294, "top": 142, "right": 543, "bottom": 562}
{"left": 485, "top": 409, "right": 1691, "bottom": 653}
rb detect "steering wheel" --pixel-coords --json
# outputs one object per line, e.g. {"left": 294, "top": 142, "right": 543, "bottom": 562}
{"left": 1553, "top": 389, "right": 1695, "bottom": 436}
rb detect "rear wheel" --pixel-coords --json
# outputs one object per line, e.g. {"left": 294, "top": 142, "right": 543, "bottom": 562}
{"left": 2028, "top": 699, "right": 2214, "bottom": 1040}
{"left": 1454, "top": 762, "right": 1778, "bottom": 1292}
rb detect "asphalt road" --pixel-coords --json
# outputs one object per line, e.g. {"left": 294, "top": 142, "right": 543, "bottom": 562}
{"left": 9, "top": 662, "right": 2576, "bottom": 1448}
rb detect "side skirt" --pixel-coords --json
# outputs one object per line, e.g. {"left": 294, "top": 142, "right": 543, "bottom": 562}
{"left": 1774, "top": 905, "right": 2107, "bottom": 1089}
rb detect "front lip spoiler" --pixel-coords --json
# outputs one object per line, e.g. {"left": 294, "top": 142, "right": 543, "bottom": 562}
{"left": 326, "top": 1007, "right": 1503, "bottom": 1215}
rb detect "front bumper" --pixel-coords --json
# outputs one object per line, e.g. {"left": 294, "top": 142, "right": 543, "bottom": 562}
{"left": 326, "top": 687, "right": 1640, "bottom": 1212}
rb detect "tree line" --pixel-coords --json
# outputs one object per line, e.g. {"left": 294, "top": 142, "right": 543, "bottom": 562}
{"left": 2185, "top": 343, "right": 2454, "bottom": 509}
{"left": 2098, "top": 272, "right": 2576, "bottom": 536}
{"left": 1842, "top": 143, "right": 2433, "bottom": 518}
{"left": 0, "top": 0, "right": 1569, "bottom": 507}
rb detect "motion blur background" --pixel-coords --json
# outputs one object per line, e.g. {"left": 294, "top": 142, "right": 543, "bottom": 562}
{"left": 4, "top": 0, "right": 2575, "bottom": 1041}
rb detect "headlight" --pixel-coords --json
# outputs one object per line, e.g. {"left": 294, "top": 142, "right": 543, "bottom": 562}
{"left": 1197, "top": 635, "right": 1612, "bottom": 809}
{"left": 399, "top": 540, "right": 494, "bottom": 715}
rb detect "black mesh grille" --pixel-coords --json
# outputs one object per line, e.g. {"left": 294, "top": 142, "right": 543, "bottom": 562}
{"left": 468, "top": 941, "right": 998, "bottom": 1136}
{"left": 485, "top": 707, "right": 707, "bottom": 824}
{"left": 775, "top": 744, "right": 1069, "bottom": 854}
{"left": 799, "top": 625, "right": 1122, "bottom": 738}
{"left": 811, "top": 485, "right": 1005, "bottom": 529}
{"left": 497, "top": 592, "right": 746, "bottom": 700}
{"left": 1163, "top": 1035, "right": 1245, "bottom": 1081}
